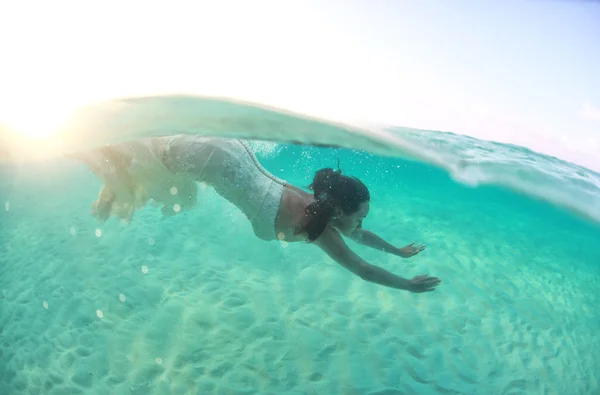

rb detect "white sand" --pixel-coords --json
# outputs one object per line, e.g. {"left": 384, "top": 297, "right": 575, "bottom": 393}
{"left": 0, "top": 162, "right": 599, "bottom": 395}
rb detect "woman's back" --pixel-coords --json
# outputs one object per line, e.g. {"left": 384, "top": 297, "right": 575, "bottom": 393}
{"left": 275, "top": 185, "right": 315, "bottom": 242}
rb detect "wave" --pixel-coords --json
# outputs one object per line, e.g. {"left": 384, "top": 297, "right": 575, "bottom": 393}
{"left": 390, "top": 128, "right": 600, "bottom": 225}
{"left": 2, "top": 94, "right": 599, "bottom": 225}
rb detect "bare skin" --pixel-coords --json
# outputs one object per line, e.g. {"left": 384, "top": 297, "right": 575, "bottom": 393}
{"left": 77, "top": 139, "right": 441, "bottom": 294}
{"left": 276, "top": 184, "right": 441, "bottom": 293}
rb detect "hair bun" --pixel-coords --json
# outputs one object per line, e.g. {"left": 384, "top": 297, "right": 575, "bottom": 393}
{"left": 309, "top": 168, "right": 342, "bottom": 201}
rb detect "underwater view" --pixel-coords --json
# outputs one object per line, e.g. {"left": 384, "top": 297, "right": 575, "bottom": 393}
{"left": 1, "top": 96, "right": 599, "bottom": 395}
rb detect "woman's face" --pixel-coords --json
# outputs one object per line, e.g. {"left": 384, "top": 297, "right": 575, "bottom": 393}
{"left": 332, "top": 201, "right": 370, "bottom": 236}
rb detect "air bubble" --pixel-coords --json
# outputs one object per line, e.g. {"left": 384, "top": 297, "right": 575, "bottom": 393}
{"left": 277, "top": 232, "right": 285, "bottom": 240}
{"left": 141, "top": 265, "right": 149, "bottom": 274}
{"left": 155, "top": 357, "right": 163, "bottom": 365}
{"left": 69, "top": 227, "right": 77, "bottom": 236}
{"left": 95, "top": 229, "right": 102, "bottom": 237}
{"left": 173, "top": 204, "right": 181, "bottom": 213}
{"left": 170, "top": 187, "right": 178, "bottom": 195}
{"left": 96, "top": 309, "right": 104, "bottom": 318}
{"left": 119, "top": 294, "right": 126, "bottom": 302}
{"left": 42, "top": 301, "right": 48, "bottom": 309}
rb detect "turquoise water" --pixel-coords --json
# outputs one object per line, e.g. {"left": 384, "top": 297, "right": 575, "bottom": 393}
{"left": 1, "top": 100, "right": 600, "bottom": 394}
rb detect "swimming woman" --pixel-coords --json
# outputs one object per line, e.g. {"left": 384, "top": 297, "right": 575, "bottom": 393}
{"left": 77, "top": 135, "right": 441, "bottom": 293}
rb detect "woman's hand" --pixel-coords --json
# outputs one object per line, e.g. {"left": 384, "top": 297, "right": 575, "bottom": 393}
{"left": 408, "top": 274, "right": 441, "bottom": 293}
{"left": 397, "top": 242, "right": 426, "bottom": 258}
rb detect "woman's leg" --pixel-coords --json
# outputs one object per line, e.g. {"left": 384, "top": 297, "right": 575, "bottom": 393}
{"left": 76, "top": 138, "right": 197, "bottom": 222}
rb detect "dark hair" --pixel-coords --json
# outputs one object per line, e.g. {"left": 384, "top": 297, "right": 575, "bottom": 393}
{"left": 296, "top": 165, "right": 370, "bottom": 242}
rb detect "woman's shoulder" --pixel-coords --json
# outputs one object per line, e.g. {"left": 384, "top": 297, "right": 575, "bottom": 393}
{"left": 280, "top": 186, "right": 312, "bottom": 216}
{"left": 284, "top": 183, "right": 312, "bottom": 198}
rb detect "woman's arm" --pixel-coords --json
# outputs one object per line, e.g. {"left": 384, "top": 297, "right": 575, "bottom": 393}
{"left": 349, "top": 228, "right": 425, "bottom": 258}
{"left": 314, "top": 227, "right": 440, "bottom": 292}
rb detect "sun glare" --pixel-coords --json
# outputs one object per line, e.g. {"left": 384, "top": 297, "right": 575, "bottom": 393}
{"left": 1, "top": 103, "right": 74, "bottom": 140}
{"left": 0, "top": 99, "right": 81, "bottom": 162}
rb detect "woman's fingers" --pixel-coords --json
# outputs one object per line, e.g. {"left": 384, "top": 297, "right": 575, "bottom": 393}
{"left": 407, "top": 244, "right": 425, "bottom": 254}
{"left": 415, "top": 275, "right": 440, "bottom": 285}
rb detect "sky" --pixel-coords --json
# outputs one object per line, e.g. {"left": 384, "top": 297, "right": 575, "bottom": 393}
{"left": 0, "top": 0, "right": 599, "bottom": 170}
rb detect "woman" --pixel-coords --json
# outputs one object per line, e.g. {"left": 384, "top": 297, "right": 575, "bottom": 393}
{"left": 78, "top": 134, "right": 441, "bottom": 293}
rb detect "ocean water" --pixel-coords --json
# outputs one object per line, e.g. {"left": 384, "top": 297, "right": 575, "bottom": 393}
{"left": 1, "top": 98, "right": 600, "bottom": 394}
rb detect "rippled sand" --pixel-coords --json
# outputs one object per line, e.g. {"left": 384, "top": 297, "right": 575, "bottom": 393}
{"left": 1, "top": 159, "right": 599, "bottom": 395}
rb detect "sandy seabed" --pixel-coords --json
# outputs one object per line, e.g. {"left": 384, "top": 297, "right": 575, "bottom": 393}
{"left": 1, "top": 161, "right": 599, "bottom": 395}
